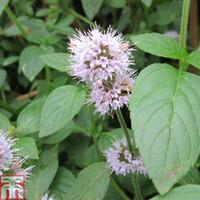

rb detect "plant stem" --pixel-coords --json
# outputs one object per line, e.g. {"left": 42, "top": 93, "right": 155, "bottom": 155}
{"left": 5, "top": 6, "right": 27, "bottom": 38}
{"left": 180, "top": 0, "right": 190, "bottom": 50}
{"left": 116, "top": 109, "right": 135, "bottom": 153}
{"left": 116, "top": 109, "right": 143, "bottom": 200}
{"left": 111, "top": 178, "right": 131, "bottom": 200}
{"left": 69, "top": 8, "right": 95, "bottom": 26}
{"left": 0, "top": 100, "right": 18, "bottom": 115}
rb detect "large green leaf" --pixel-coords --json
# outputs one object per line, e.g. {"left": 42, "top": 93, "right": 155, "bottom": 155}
{"left": 39, "top": 85, "right": 86, "bottom": 137}
{"left": 43, "top": 121, "right": 76, "bottom": 144}
{"left": 17, "top": 96, "right": 46, "bottom": 135}
{"left": 151, "top": 185, "right": 200, "bottom": 200}
{"left": 51, "top": 167, "right": 76, "bottom": 199}
{"left": 130, "top": 63, "right": 200, "bottom": 194}
{"left": 131, "top": 33, "right": 184, "bottom": 60}
{"left": 26, "top": 146, "right": 58, "bottom": 200}
{"left": 187, "top": 50, "right": 200, "bottom": 69}
{"left": 14, "top": 137, "right": 39, "bottom": 159}
{"left": 81, "top": 0, "right": 103, "bottom": 20}
{"left": 66, "top": 162, "right": 111, "bottom": 200}
{"left": 40, "top": 53, "right": 69, "bottom": 72}
{"left": 19, "top": 46, "right": 45, "bottom": 81}
{"left": 0, "top": 0, "right": 9, "bottom": 16}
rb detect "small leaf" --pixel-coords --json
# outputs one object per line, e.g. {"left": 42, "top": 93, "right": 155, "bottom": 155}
{"left": 26, "top": 146, "right": 58, "bottom": 200}
{"left": 14, "top": 137, "right": 39, "bottom": 159}
{"left": 0, "top": 69, "right": 7, "bottom": 88}
{"left": 66, "top": 162, "right": 111, "bottom": 200}
{"left": 0, "top": 113, "right": 11, "bottom": 128}
{"left": 140, "top": 0, "right": 153, "bottom": 7}
{"left": 150, "top": 185, "right": 200, "bottom": 200}
{"left": 0, "top": 0, "right": 9, "bottom": 16}
{"left": 51, "top": 167, "right": 76, "bottom": 199}
{"left": 17, "top": 96, "right": 46, "bottom": 135}
{"left": 39, "top": 85, "right": 86, "bottom": 137}
{"left": 130, "top": 63, "right": 200, "bottom": 194}
{"left": 3, "top": 56, "right": 18, "bottom": 66}
{"left": 187, "top": 50, "right": 200, "bottom": 69}
{"left": 40, "top": 53, "right": 69, "bottom": 72}
{"left": 131, "top": 33, "right": 184, "bottom": 60}
{"left": 19, "top": 46, "right": 45, "bottom": 81}
{"left": 81, "top": 0, "right": 103, "bottom": 20}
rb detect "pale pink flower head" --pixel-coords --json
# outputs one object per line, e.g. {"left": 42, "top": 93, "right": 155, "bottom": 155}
{"left": 89, "top": 72, "right": 135, "bottom": 115}
{"left": 104, "top": 138, "right": 147, "bottom": 176}
{"left": 68, "top": 25, "right": 133, "bottom": 82}
{"left": 0, "top": 129, "right": 16, "bottom": 174}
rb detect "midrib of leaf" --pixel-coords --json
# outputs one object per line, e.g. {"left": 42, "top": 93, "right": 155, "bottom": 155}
{"left": 162, "top": 69, "right": 183, "bottom": 177}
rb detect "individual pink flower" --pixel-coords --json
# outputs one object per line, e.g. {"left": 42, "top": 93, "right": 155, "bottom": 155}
{"left": 68, "top": 25, "right": 133, "bottom": 82}
{"left": 104, "top": 138, "right": 147, "bottom": 176}
{"left": 89, "top": 72, "right": 135, "bottom": 115}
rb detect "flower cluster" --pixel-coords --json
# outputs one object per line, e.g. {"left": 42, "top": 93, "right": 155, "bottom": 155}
{"left": 104, "top": 138, "right": 147, "bottom": 176}
{"left": 0, "top": 129, "right": 32, "bottom": 180}
{"left": 68, "top": 25, "right": 135, "bottom": 115}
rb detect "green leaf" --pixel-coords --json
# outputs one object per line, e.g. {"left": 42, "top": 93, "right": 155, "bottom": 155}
{"left": 187, "top": 50, "right": 200, "bottom": 69}
{"left": 43, "top": 121, "right": 76, "bottom": 144}
{"left": 81, "top": 0, "right": 103, "bottom": 20}
{"left": 3, "top": 56, "right": 18, "bottom": 66}
{"left": 19, "top": 46, "right": 45, "bottom": 81}
{"left": 130, "top": 63, "right": 200, "bottom": 194}
{"left": 109, "top": 0, "right": 126, "bottom": 8}
{"left": 131, "top": 33, "right": 184, "bottom": 60}
{"left": 0, "top": 113, "right": 11, "bottom": 128}
{"left": 26, "top": 146, "right": 58, "bottom": 200}
{"left": 150, "top": 185, "right": 200, "bottom": 200}
{"left": 0, "top": 69, "right": 7, "bottom": 88}
{"left": 0, "top": 0, "right": 9, "bottom": 16}
{"left": 179, "top": 167, "right": 200, "bottom": 185}
{"left": 51, "top": 167, "right": 76, "bottom": 199}
{"left": 39, "top": 85, "right": 86, "bottom": 137}
{"left": 40, "top": 53, "right": 69, "bottom": 72}
{"left": 17, "top": 96, "right": 46, "bottom": 135}
{"left": 14, "top": 137, "right": 39, "bottom": 159}
{"left": 66, "top": 162, "right": 111, "bottom": 200}
{"left": 140, "top": 0, "right": 153, "bottom": 7}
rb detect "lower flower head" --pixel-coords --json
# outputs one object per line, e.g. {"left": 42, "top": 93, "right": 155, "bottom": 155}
{"left": 89, "top": 72, "right": 135, "bottom": 115}
{"left": 0, "top": 129, "right": 16, "bottom": 174}
{"left": 104, "top": 138, "right": 147, "bottom": 176}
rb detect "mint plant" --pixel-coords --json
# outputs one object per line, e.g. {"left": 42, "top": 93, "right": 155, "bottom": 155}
{"left": 1, "top": 0, "right": 200, "bottom": 200}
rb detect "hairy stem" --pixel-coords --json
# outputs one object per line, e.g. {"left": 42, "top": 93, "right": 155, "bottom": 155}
{"left": 5, "top": 6, "right": 27, "bottom": 38}
{"left": 69, "top": 8, "right": 95, "bottom": 26}
{"left": 180, "top": 0, "right": 191, "bottom": 50}
{"left": 116, "top": 109, "right": 143, "bottom": 200}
